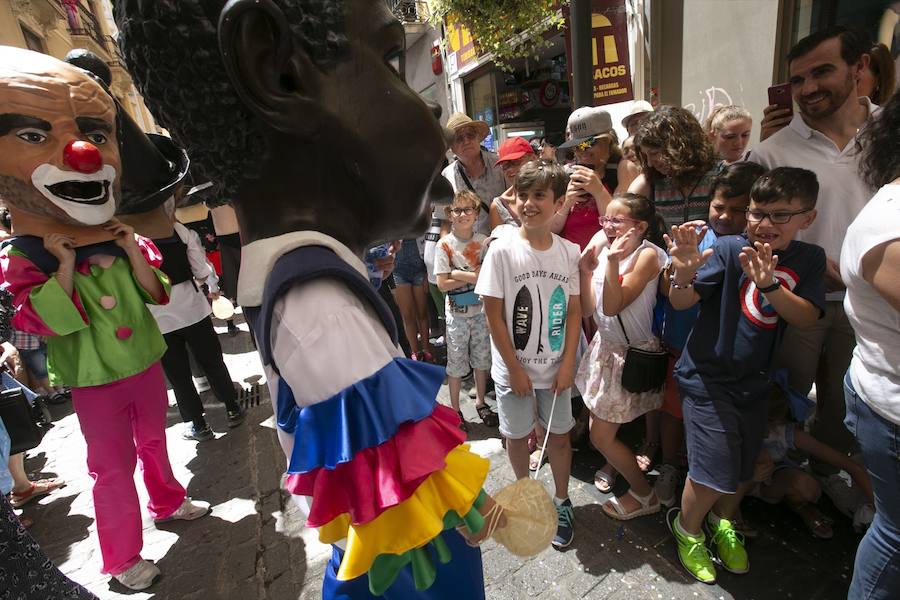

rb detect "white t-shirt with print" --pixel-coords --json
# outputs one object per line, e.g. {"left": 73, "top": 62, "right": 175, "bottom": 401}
{"left": 475, "top": 233, "right": 581, "bottom": 388}
{"left": 433, "top": 231, "right": 487, "bottom": 317}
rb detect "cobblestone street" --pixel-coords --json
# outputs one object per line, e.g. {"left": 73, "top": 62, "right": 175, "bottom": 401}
{"left": 18, "top": 316, "right": 859, "bottom": 600}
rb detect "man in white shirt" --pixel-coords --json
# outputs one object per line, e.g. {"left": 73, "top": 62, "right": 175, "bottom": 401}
{"left": 747, "top": 26, "right": 878, "bottom": 487}
{"left": 148, "top": 206, "right": 245, "bottom": 441}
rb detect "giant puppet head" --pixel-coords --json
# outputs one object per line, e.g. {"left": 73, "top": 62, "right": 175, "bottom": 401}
{"left": 0, "top": 47, "right": 120, "bottom": 236}
{"left": 115, "top": 0, "right": 451, "bottom": 255}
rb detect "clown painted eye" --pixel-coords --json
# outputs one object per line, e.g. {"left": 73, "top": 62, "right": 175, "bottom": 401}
{"left": 16, "top": 128, "right": 47, "bottom": 144}
{"left": 85, "top": 132, "right": 108, "bottom": 145}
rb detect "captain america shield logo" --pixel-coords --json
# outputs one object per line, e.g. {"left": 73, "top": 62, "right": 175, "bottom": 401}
{"left": 740, "top": 266, "right": 800, "bottom": 329}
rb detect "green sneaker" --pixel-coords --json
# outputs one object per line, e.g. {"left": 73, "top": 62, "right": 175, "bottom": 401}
{"left": 707, "top": 515, "right": 749, "bottom": 574}
{"left": 666, "top": 508, "right": 716, "bottom": 584}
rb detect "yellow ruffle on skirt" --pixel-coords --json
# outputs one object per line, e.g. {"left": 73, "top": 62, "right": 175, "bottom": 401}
{"left": 317, "top": 444, "right": 489, "bottom": 581}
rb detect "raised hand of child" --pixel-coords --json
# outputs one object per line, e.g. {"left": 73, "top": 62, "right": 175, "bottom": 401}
{"left": 578, "top": 243, "right": 600, "bottom": 274}
{"left": 43, "top": 233, "right": 76, "bottom": 265}
{"left": 103, "top": 218, "right": 139, "bottom": 254}
{"left": 607, "top": 227, "right": 638, "bottom": 263}
{"left": 664, "top": 223, "right": 712, "bottom": 283}
{"left": 739, "top": 241, "right": 779, "bottom": 288}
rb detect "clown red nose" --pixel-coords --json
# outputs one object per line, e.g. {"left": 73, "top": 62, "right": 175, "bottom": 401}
{"left": 63, "top": 140, "right": 103, "bottom": 174}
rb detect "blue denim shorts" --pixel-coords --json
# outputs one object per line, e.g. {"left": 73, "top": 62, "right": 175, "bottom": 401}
{"left": 19, "top": 344, "right": 49, "bottom": 380}
{"left": 393, "top": 239, "right": 426, "bottom": 286}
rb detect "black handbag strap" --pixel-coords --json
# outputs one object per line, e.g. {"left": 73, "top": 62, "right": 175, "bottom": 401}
{"left": 616, "top": 313, "right": 632, "bottom": 346}
{"left": 457, "top": 161, "right": 476, "bottom": 192}
{"left": 456, "top": 161, "right": 490, "bottom": 213}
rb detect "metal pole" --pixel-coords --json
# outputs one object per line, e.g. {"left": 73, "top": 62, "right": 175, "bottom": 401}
{"left": 570, "top": 0, "right": 594, "bottom": 108}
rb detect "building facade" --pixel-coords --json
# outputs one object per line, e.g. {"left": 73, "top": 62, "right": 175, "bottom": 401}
{"left": 431, "top": 0, "right": 898, "bottom": 147}
{"left": 1, "top": 0, "right": 162, "bottom": 133}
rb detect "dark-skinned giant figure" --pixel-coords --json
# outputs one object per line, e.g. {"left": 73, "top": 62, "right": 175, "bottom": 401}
{"left": 116, "top": 1, "right": 559, "bottom": 597}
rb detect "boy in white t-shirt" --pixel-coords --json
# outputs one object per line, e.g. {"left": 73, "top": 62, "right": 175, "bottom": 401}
{"left": 475, "top": 160, "right": 582, "bottom": 548}
{"left": 434, "top": 190, "right": 493, "bottom": 430}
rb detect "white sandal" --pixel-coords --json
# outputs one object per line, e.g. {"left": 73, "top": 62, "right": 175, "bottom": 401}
{"left": 602, "top": 489, "right": 660, "bottom": 521}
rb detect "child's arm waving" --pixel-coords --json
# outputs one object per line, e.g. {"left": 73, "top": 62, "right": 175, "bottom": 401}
{"left": 740, "top": 242, "right": 819, "bottom": 327}
{"left": 665, "top": 224, "right": 711, "bottom": 309}
{"left": 602, "top": 229, "right": 661, "bottom": 316}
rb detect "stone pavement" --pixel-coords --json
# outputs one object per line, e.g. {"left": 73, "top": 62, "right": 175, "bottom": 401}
{"left": 17, "top": 315, "right": 859, "bottom": 599}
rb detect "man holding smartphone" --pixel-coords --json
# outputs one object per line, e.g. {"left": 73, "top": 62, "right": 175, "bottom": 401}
{"left": 746, "top": 26, "right": 881, "bottom": 510}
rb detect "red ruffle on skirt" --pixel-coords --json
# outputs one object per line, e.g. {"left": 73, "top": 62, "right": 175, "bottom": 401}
{"left": 284, "top": 404, "right": 466, "bottom": 527}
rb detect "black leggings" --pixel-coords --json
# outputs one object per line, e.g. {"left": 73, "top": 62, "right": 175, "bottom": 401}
{"left": 161, "top": 316, "right": 239, "bottom": 425}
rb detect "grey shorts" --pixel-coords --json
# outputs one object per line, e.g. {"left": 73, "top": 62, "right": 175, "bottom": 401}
{"left": 496, "top": 384, "right": 575, "bottom": 440}
{"left": 445, "top": 311, "right": 491, "bottom": 378}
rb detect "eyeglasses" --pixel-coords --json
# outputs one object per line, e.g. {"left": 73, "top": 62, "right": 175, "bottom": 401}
{"left": 450, "top": 207, "right": 477, "bottom": 216}
{"left": 453, "top": 130, "right": 479, "bottom": 143}
{"left": 745, "top": 208, "right": 812, "bottom": 224}
{"left": 598, "top": 216, "right": 639, "bottom": 227}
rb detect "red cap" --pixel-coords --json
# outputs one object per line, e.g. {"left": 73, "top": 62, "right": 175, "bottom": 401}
{"left": 495, "top": 136, "right": 536, "bottom": 165}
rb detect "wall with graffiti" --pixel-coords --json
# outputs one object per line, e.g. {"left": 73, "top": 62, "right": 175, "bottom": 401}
{"left": 679, "top": 0, "right": 780, "bottom": 141}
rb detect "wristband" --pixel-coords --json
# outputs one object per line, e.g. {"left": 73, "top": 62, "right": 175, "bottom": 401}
{"left": 758, "top": 279, "right": 781, "bottom": 294}
{"left": 670, "top": 273, "right": 697, "bottom": 289}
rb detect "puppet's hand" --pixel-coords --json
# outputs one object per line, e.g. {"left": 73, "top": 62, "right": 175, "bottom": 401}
{"left": 458, "top": 495, "right": 507, "bottom": 545}
{"left": 103, "top": 219, "right": 139, "bottom": 254}
{"left": 44, "top": 233, "right": 76, "bottom": 265}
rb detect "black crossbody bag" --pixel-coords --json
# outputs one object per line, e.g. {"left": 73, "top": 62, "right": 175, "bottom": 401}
{"left": 617, "top": 314, "right": 668, "bottom": 393}
{"left": 0, "top": 385, "right": 49, "bottom": 454}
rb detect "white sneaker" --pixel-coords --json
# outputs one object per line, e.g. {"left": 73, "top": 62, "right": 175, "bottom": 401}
{"left": 654, "top": 464, "right": 680, "bottom": 507}
{"left": 154, "top": 498, "right": 211, "bottom": 523}
{"left": 114, "top": 559, "right": 160, "bottom": 590}
{"left": 193, "top": 376, "right": 210, "bottom": 393}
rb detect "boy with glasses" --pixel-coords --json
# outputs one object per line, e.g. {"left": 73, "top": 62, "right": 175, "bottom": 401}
{"left": 434, "top": 190, "right": 494, "bottom": 429}
{"left": 654, "top": 161, "right": 766, "bottom": 508}
{"left": 664, "top": 167, "right": 825, "bottom": 584}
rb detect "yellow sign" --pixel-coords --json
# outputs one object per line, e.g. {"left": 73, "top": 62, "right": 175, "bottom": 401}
{"left": 445, "top": 14, "right": 477, "bottom": 68}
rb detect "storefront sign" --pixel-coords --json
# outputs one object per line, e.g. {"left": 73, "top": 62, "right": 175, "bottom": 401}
{"left": 564, "top": 0, "right": 634, "bottom": 106}
{"left": 445, "top": 14, "right": 477, "bottom": 74}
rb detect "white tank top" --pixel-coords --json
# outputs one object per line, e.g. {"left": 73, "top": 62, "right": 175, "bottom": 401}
{"left": 592, "top": 239, "right": 667, "bottom": 345}
{"left": 840, "top": 183, "right": 900, "bottom": 425}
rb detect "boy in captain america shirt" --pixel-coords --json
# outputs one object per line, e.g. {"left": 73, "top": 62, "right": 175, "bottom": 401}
{"left": 663, "top": 167, "right": 825, "bottom": 585}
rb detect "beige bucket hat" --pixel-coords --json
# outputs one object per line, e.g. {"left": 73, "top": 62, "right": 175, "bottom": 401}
{"left": 446, "top": 112, "right": 490, "bottom": 141}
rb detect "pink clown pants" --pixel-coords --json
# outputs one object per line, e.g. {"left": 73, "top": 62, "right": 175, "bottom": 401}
{"left": 71, "top": 362, "right": 186, "bottom": 575}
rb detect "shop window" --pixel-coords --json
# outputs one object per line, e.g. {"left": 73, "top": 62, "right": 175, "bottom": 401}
{"left": 791, "top": 0, "right": 898, "bottom": 53}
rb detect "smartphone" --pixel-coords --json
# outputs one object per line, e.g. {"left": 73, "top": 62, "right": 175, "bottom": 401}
{"left": 767, "top": 82, "right": 793, "bottom": 113}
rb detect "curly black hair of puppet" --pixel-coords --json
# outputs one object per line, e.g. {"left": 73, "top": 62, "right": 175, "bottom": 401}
{"left": 114, "top": 0, "right": 348, "bottom": 202}
{"left": 858, "top": 87, "right": 900, "bottom": 189}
